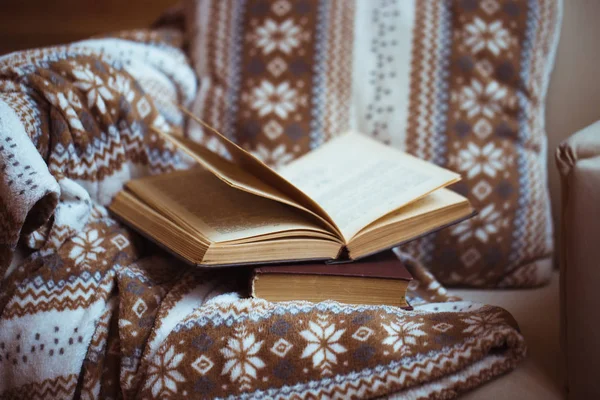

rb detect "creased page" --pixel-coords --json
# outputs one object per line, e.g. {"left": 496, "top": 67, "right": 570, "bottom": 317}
{"left": 128, "top": 167, "right": 328, "bottom": 243}
{"left": 178, "top": 108, "right": 341, "bottom": 236}
{"left": 277, "top": 132, "right": 460, "bottom": 241}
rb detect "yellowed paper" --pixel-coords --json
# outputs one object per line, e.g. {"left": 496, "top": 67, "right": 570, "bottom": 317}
{"left": 161, "top": 134, "right": 340, "bottom": 236}
{"left": 173, "top": 109, "right": 342, "bottom": 235}
{"left": 278, "top": 132, "right": 460, "bottom": 240}
{"left": 127, "top": 167, "right": 327, "bottom": 243}
{"left": 354, "top": 188, "right": 469, "bottom": 238}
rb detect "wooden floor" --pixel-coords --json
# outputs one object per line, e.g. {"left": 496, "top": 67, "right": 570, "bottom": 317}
{"left": 0, "top": 0, "right": 178, "bottom": 55}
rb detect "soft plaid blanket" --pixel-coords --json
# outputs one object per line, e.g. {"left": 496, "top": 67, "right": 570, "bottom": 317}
{"left": 0, "top": 30, "right": 525, "bottom": 399}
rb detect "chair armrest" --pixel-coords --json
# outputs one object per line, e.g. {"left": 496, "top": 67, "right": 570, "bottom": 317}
{"left": 556, "top": 120, "right": 600, "bottom": 399}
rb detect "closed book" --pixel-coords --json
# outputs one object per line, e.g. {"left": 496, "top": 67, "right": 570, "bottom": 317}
{"left": 251, "top": 251, "right": 412, "bottom": 309}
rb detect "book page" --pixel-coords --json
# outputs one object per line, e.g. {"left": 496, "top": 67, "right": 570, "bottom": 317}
{"left": 163, "top": 134, "right": 306, "bottom": 216}
{"left": 352, "top": 188, "right": 471, "bottom": 240}
{"left": 172, "top": 109, "right": 342, "bottom": 237}
{"left": 127, "top": 167, "right": 332, "bottom": 243}
{"left": 346, "top": 189, "right": 473, "bottom": 259}
{"left": 278, "top": 132, "right": 460, "bottom": 240}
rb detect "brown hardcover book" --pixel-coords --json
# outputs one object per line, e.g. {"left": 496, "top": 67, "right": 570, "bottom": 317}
{"left": 109, "top": 111, "right": 474, "bottom": 267}
{"left": 251, "top": 252, "right": 413, "bottom": 308}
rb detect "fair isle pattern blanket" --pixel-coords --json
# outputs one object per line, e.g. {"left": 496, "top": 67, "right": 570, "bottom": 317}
{"left": 186, "top": 0, "right": 562, "bottom": 288}
{"left": 0, "top": 31, "right": 526, "bottom": 399}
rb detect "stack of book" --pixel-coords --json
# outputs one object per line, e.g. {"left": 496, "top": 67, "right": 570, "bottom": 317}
{"left": 110, "top": 116, "right": 473, "bottom": 307}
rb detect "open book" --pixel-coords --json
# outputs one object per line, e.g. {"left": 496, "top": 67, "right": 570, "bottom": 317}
{"left": 110, "top": 120, "right": 474, "bottom": 266}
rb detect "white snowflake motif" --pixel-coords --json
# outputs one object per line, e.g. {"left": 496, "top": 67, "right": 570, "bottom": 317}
{"left": 464, "top": 17, "right": 510, "bottom": 55}
{"left": 72, "top": 67, "right": 114, "bottom": 114}
{"left": 253, "top": 144, "right": 295, "bottom": 168}
{"left": 450, "top": 219, "right": 473, "bottom": 243}
{"left": 108, "top": 74, "right": 135, "bottom": 103}
{"left": 144, "top": 345, "right": 186, "bottom": 397}
{"left": 381, "top": 318, "right": 426, "bottom": 356}
{"left": 250, "top": 80, "right": 297, "bottom": 119}
{"left": 69, "top": 229, "right": 105, "bottom": 267}
{"left": 462, "top": 311, "right": 504, "bottom": 335}
{"left": 62, "top": 89, "right": 83, "bottom": 110}
{"left": 57, "top": 91, "right": 85, "bottom": 132}
{"left": 300, "top": 317, "right": 346, "bottom": 375}
{"left": 43, "top": 88, "right": 85, "bottom": 132}
{"left": 451, "top": 204, "right": 502, "bottom": 244}
{"left": 460, "top": 79, "right": 507, "bottom": 119}
{"left": 473, "top": 204, "right": 502, "bottom": 243}
{"left": 220, "top": 328, "right": 265, "bottom": 390}
{"left": 255, "top": 18, "right": 301, "bottom": 54}
{"left": 457, "top": 141, "right": 505, "bottom": 179}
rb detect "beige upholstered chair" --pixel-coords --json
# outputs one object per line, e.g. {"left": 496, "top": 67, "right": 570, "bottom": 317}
{"left": 454, "top": 2, "right": 600, "bottom": 398}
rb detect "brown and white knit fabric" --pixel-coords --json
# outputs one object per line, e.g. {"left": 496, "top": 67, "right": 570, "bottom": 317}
{"left": 186, "top": 0, "right": 562, "bottom": 288}
{"left": 0, "top": 29, "right": 527, "bottom": 399}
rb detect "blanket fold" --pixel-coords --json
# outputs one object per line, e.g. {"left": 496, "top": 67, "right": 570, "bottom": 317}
{"left": 0, "top": 30, "right": 525, "bottom": 400}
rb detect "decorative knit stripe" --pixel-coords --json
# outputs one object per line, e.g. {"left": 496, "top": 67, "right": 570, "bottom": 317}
{"left": 321, "top": 0, "right": 354, "bottom": 144}
{"left": 307, "top": 0, "right": 329, "bottom": 149}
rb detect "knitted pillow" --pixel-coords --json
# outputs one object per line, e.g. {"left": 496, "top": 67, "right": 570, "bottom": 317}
{"left": 185, "top": 0, "right": 562, "bottom": 288}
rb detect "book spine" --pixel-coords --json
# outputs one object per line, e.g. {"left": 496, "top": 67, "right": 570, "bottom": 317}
{"left": 332, "top": 245, "right": 350, "bottom": 262}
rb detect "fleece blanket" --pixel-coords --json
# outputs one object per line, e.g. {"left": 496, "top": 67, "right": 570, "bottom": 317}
{"left": 0, "top": 30, "right": 526, "bottom": 399}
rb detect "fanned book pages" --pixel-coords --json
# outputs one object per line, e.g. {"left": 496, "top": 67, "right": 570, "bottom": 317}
{"left": 109, "top": 115, "right": 475, "bottom": 266}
